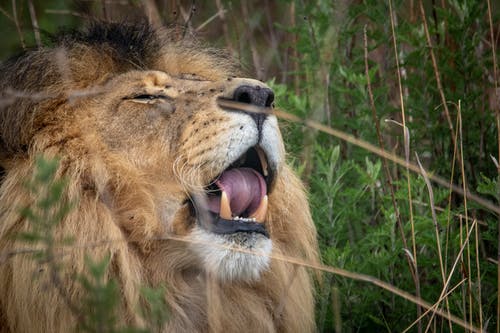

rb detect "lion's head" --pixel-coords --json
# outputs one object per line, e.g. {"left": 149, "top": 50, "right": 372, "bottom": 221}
{"left": 0, "top": 23, "right": 318, "bottom": 332}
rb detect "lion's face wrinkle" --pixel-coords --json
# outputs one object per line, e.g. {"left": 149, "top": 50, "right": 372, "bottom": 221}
{"left": 0, "top": 22, "right": 319, "bottom": 333}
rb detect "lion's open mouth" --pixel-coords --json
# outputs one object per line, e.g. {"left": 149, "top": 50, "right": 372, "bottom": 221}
{"left": 191, "top": 146, "right": 273, "bottom": 237}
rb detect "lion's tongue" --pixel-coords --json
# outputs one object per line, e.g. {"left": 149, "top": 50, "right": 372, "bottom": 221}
{"left": 206, "top": 168, "right": 266, "bottom": 218}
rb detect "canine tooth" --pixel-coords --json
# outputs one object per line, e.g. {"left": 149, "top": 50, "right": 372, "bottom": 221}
{"left": 256, "top": 148, "right": 269, "bottom": 177}
{"left": 250, "top": 195, "right": 268, "bottom": 223}
{"left": 220, "top": 191, "right": 232, "bottom": 220}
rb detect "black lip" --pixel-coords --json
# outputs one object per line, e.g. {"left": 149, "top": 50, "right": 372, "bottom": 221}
{"left": 188, "top": 199, "right": 269, "bottom": 238}
{"left": 208, "top": 216, "right": 269, "bottom": 237}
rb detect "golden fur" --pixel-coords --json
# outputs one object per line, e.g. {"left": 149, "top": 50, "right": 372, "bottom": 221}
{"left": 0, "top": 23, "right": 319, "bottom": 332}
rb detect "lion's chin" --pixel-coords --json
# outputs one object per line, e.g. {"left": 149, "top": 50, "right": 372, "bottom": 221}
{"left": 189, "top": 227, "right": 272, "bottom": 282}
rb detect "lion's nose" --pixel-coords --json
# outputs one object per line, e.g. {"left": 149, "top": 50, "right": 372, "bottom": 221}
{"left": 233, "top": 85, "right": 274, "bottom": 108}
{"left": 231, "top": 84, "right": 274, "bottom": 131}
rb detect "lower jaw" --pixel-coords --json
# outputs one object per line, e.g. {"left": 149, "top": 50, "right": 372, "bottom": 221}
{"left": 189, "top": 226, "right": 273, "bottom": 282}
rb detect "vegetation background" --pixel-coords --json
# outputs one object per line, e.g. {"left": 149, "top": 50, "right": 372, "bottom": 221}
{"left": 0, "top": 0, "right": 499, "bottom": 332}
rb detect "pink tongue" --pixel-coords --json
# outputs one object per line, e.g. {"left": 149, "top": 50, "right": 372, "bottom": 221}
{"left": 206, "top": 168, "right": 267, "bottom": 217}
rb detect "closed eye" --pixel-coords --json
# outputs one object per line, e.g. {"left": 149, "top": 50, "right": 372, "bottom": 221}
{"left": 178, "top": 73, "right": 210, "bottom": 81}
{"left": 124, "top": 94, "right": 173, "bottom": 103}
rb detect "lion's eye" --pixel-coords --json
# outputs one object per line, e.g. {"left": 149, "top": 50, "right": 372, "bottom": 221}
{"left": 126, "top": 94, "right": 172, "bottom": 104}
{"left": 178, "top": 73, "right": 209, "bottom": 81}
{"left": 134, "top": 94, "right": 158, "bottom": 100}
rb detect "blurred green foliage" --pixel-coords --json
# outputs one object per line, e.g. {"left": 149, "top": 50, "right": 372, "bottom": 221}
{"left": 18, "top": 157, "right": 168, "bottom": 332}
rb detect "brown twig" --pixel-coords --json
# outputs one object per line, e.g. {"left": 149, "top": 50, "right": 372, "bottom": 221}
{"left": 217, "top": 99, "right": 500, "bottom": 215}
{"left": 240, "top": 1, "right": 262, "bottom": 78}
{"left": 45, "top": 9, "right": 88, "bottom": 19}
{"left": 0, "top": 5, "right": 14, "bottom": 22}
{"left": 182, "top": 0, "right": 196, "bottom": 38}
{"left": 142, "top": 0, "right": 162, "bottom": 28}
{"left": 404, "top": 215, "right": 477, "bottom": 332}
{"left": 0, "top": 233, "right": 482, "bottom": 333}
{"left": 27, "top": 0, "right": 41, "bottom": 47}
{"left": 195, "top": 8, "right": 226, "bottom": 32}
{"left": 11, "top": 0, "right": 26, "bottom": 49}
{"left": 410, "top": 199, "right": 487, "bottom": 226}
{"left": 284, "top": 110, "right": 498, "bottom": 214}
{"left": 403, "top": 278, "right": 467, "bottom": 333}
{"left": 214, "top": 0, "right": 234, "bottom": 56}
{"left": 418, "top": 0, "right": 458, "bottom": 167}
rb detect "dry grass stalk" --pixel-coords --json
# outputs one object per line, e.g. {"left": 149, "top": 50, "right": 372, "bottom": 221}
{"left": 0, "top": 5, "right": 14, "bottom": 22}
{"left": 387, "top": 0, "right": 424, "bottom": 327}
{"left": 407, "top": 217, "right": 478, "bottom": 332}
{"left": 195, "top": 8, "right": 226, "bottom": 32}
{"left": 418, "top": 0, "right": 454, "bottom": 142}
{"left": 474, "top": 213, "right": 483, "bottom": 331}
{"left": 0, "top": 232, "right": 482, "bottom": 333}
{"left": 45, "top": 9, "right": 88, "bottom": 19}
{"left": 388, "top": 0, "right": 416, "bottom": 265}
{"left": 214, "top": 0, "right": 234, "bottom": 56}
{"left": 11, "top": 0, "right": 25, "bottom": 49}
{"left": 216, "top": 99, "right": 500, "bottom": 215}
{"left": 416, "top": 153, "right": 452, "bottom": 331}
{"left": 142, "top": 0, "right": 162, "bottom": 27}
{"left": 485, "top": 1, "right": 500, "bottom": 331}
{"left": 403, "top": 278, "right": 466, "bottom": 333}
{"left": 27, "top": 0, "right": 41, "bottom": 47}
{"left": 364, "top": 23, "right": 423, "bottom": 329}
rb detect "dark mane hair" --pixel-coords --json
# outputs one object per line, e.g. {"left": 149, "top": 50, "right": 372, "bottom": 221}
{"left": 53, "top": 21, "right": 161, "bottom": 69}
{"left": 0, "top": 21, "right": 234, "bottom": 159}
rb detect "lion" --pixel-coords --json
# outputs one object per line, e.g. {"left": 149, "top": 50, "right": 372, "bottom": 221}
{"left": 0, "top": 22, "right": 319, "bottom": 332}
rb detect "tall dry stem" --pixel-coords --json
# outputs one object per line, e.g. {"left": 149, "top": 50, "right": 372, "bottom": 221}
{"left": 416, "top": 153, "right": 452, "bottom": 331}
{"left": 369, "top": 9, "right": 424, "bottom": 327}
{"left": 457, "top": 102, "right": 474, "bottom": 332}
{"left": 27, "top": 0, "right": 41, "bottom": 47}
{"left": 218, "top": 99, "right": 500, "bottom": 215}
{"left": 11, "top": 0, "right": 25, "bottom": 49}
{"left": 485, "top": 1, "right": 500, "bottom": 331}
{"left": 388, "top": 0, "right": 414, "bottom": 260}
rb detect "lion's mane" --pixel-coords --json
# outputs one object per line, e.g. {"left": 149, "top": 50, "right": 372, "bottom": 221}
{"left": 0, "top": 22, "right": 319, "bottom": 332}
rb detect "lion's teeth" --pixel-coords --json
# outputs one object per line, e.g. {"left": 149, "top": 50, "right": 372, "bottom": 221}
{"left": 249, "top": 195, "right": 268, "bottom": 223}
{"left": 233, "top": 216, "right": 256, "bottom": 222}
{"left": 256, "top": 147, "right": 269, "bottom": 177}
{"left": 219, "top": 190, "right": 232, "bottom": 220}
